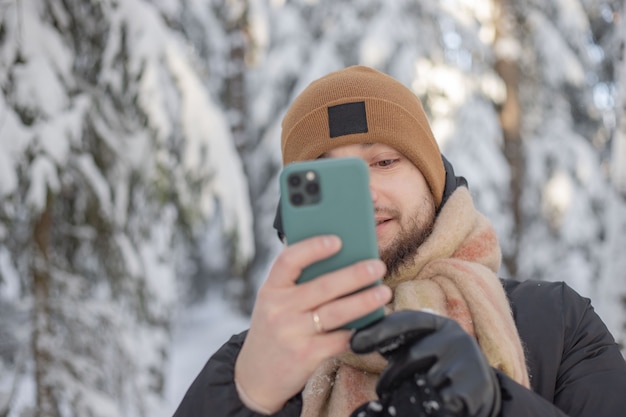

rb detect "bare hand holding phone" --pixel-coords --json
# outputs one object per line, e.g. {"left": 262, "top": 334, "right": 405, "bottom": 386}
{"left": 280, "top": 157, "right": 385, "bottom": 329}
{"left": 233, "top": 158, "right": 391, "bottom": 414}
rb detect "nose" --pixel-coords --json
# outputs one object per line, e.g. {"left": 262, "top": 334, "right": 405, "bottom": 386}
{"left": 369, "top": 175, "right": 380, "bottom": 204}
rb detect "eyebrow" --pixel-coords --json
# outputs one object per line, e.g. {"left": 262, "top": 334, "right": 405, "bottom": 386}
{"left": 319, "top": 143, "right": 374, "bottom": 158}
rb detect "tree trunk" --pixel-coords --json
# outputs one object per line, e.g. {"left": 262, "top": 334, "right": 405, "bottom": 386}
{"left": 493, "top": 0, "right": 524, "bottom": 278}
{"left": 31, "top": 193, "right": 59, "bottom": 417}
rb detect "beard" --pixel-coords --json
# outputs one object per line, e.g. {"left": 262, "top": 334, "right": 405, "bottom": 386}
{"left": 378, "top": 196, "right": 436, "bottom": 278}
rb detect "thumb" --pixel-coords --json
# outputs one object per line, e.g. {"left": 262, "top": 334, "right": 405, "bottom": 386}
{"left": 350, "top": 310, "right": 442, "bottom": 355}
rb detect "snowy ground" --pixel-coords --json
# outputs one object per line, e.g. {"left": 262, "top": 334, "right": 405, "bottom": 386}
{"left": 163, "top": 293, "right": 250, "bottom": 416}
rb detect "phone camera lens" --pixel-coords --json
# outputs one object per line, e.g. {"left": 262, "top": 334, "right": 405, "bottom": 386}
{"left": 291, "top": 193, "right": 304, "bottom": 206}
{"left": 288, "top": 174, "right": 301, "bottom": 187}
{"left": 305, "top": 182, "right": 319, "bottom": 195}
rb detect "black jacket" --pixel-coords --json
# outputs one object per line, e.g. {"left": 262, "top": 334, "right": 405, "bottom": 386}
{"left": 172, "top": 280, "right": 626, "bottom": 417}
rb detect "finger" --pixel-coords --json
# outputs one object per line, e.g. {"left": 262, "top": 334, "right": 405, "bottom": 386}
{"left": 424, "top": 326, "right": 485, "bottom": 388}
{"left": 350, "top": 310, "right": 443, "bottom": 354}
{"left": 438, "top": 368, "right": 493, "bottom": 417}
{"left": 296, "top": 259, "right": 386, "bottom": 311}
{"left": 311, "top": 330, "right": 354, "bottom": 361}
{"left": 439, "top": 389, "right": 466, "bottom": 415}
{"left": 312, "top": 284, "right": 391, "bottom": 332}
{"left": 430, "top": 354, "right": 492, "bottom": 416}
{"left": 266, "top": 235, "right": 341, "bottom": 288}
{"left": 380, "top": 326, "right": 459, "bottom": 387}
{"left": 377, "top": 345, "right": 436, "bottom": 391}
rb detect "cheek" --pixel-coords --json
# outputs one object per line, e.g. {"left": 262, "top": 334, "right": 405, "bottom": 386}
{"left": 372, "top": 170, "right": 430, "bottom": 212}
{"left": 400, "top": 181, "right": 432, "bottom": 218}
{"left": 377, "top": 182, "right": 404, "bottom": 208}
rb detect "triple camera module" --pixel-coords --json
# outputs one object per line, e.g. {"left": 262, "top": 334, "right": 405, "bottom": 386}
{"left": 287, "top": 170, "right": 321, "bottom": 206}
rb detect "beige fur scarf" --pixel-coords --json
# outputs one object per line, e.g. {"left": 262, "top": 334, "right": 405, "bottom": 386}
{"left": 301, "top": 188, "right": 530, "bottom": 417}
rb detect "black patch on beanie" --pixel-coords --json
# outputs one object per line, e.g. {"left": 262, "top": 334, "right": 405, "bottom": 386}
{"left": 328, "top": 101, "right": 368, "bottom": 138}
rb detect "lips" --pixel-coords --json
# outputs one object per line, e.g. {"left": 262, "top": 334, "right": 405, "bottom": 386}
{"left": 375, "top": 217, "right": 392, "bottom": 226}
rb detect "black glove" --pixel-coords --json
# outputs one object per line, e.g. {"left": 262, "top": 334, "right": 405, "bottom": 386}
{"left": 349, "top": 310, "right": 501, "bottom": 417}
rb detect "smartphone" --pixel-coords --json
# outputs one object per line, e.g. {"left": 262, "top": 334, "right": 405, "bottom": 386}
{"left": 279, "top": 157, "right": 384, "bottom": 330}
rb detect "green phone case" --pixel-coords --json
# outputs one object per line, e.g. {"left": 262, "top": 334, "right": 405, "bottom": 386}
{"left": 279, "top": 157, "right": 384, "bottom": 330}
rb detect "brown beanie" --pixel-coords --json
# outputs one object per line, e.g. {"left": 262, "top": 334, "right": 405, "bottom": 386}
{"left": 281, "top": 65, "right": 446, "bottom": 208}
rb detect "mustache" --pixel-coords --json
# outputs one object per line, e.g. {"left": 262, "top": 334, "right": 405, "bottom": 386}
{"left": 374, "top": 206, "right": 401, "bottom": 218}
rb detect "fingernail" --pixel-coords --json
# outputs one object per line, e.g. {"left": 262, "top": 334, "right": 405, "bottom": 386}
{"left": 366, "top": 260, "right": 384, "bottom": 277}
{"left": 375, "top": 285, "right": 392, "bottom": 302}
{"left": 322, "top": 235, "right": 340, "bottom": 249}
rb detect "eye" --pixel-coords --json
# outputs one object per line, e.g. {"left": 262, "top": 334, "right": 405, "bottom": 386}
{"left": 373, "top": 159, "right": 398, "bottom": 168}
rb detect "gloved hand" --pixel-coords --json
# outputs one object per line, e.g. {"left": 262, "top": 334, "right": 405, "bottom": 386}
{"left": 349, "top": 310, "right": 501, "bottom": 417}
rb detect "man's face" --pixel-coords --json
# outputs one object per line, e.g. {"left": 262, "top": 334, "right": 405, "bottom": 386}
{"left": 324, "top": 143, "right": 436, "bottom": 275}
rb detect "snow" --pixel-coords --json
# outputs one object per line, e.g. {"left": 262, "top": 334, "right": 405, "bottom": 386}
{"left": 76, "top": 154, "right": 113, "bottom": 217}
{"left": 25, "top": 155, "right": 59, "bottom": 211}
{"left": 1, "top": 1, "right": 625, "bottom": 416}
{"left": 35, "top": 96, "right": 89, "bottom": 164}
{"left": 0, "top": 248, "right": 19, "bottom": 300}
{"left": 107, "top": 0, "right": 256, "bottom": 264}
{"left": 359, "top": 5, "right": 400, "bottom": 69}
{"left": 542, "top": 170, "right": 573, "bottom": 228}
{"left": 163, "top": 294, "right": 249, "bottom": 416}
{"left": 166, "top": 45, "right": 255, "bottom": 262}
{"left": 13, "top": 2, "right": 74, "bottom": 117}
{"left": 0, "top": 148, "right": 19, "bottom": 198}
{"left": 529, "top": 11, "right": 586, "bottom": 87}
{"left": 141, "top": 206, "right": 179, "bottom": 307}
{"left": 116, "top": 234, "right": 143, "bottom": 279}
{"left": 12, "top": 56, "right": 68, "bottom": 118}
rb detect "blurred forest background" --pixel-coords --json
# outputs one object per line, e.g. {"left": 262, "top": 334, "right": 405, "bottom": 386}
{"left": 0, "top": 0, "right": 625, "bottom": 416}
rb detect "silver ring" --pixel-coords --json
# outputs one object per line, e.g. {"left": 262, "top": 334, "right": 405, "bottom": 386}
{"left": 311, "top": 310, "right": 324, "bottom": 334}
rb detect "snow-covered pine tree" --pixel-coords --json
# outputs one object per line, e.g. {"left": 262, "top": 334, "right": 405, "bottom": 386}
{"left": 0, "top": 0, "right": 252, "bottom": 416}
{"left": 598, "top": 2, "right": 626, "bottom": 350}
{"left": 206, "top": 0, "right": 267, "bottom": 313}
{"left": 150, "top": 0, "right": 276, "bottom": 314}
{"left": 493, "top": 0, "right": 623, "bottom": 307}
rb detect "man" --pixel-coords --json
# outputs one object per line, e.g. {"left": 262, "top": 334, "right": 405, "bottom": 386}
{"left": 173, "top": 66, "right": 626, "bottom": 417}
